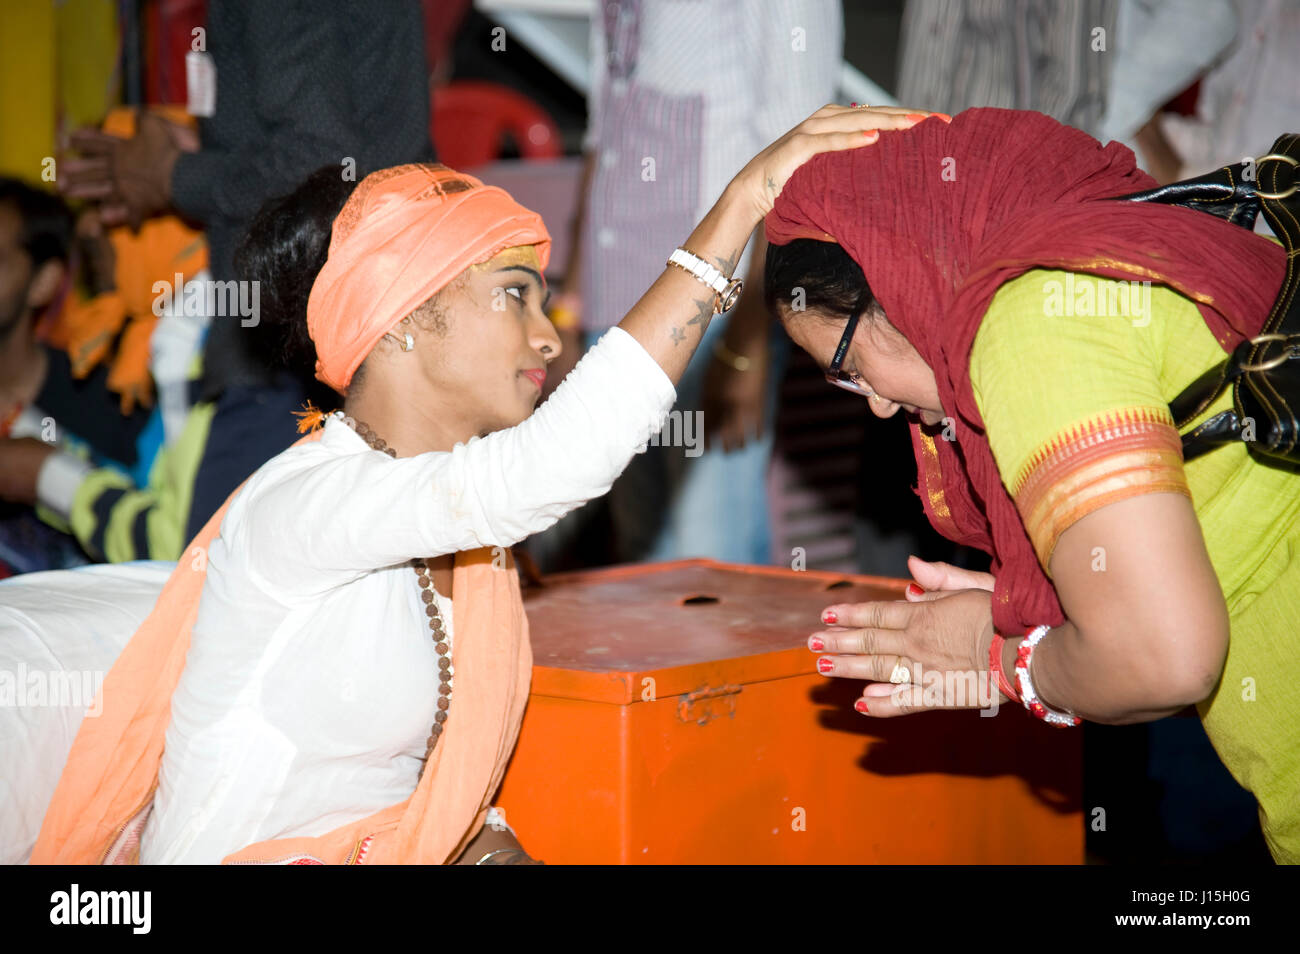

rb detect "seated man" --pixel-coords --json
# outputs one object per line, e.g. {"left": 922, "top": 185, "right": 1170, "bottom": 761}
{"left": 0, "top": 178, "right": 153, "bottom": 575}
{"left": 0, "top": 175, "right": 312, "bottom": 568}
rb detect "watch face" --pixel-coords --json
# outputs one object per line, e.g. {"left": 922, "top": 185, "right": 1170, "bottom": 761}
{"left": 721, "top": 280, "right": 743, "bottom": 312}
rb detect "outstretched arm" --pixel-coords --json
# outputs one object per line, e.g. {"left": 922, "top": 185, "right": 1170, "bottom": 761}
{"left": 244, "top": 107, "right": 932, "bottom": 585}
{"left": 617, "top": 105, "right": 924, "bottom": 385}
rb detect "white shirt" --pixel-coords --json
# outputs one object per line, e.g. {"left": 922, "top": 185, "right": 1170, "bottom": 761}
{"left": 140, "top": 327, "right": 675, "bottom": 863}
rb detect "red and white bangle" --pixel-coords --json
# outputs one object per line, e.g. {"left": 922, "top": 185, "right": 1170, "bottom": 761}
{"left": 1014, "top": 625, "right": 1082, "bottom": 728}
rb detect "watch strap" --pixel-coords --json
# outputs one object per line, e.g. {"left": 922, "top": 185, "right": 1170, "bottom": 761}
{"left": 667, "top": 247, "right": 744, "bottom": 314}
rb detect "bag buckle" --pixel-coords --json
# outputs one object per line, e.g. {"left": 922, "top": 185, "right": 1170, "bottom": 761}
{"left": 1239, "top": 333, "right": 1300, "bottom": 372}
{"left": 1255, "top": 153, "right": 1298, "bottom": 200}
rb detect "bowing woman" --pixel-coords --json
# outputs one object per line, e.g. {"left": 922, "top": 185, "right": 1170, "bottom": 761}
{"left": 33, "top": 106, "right": 932, "bottom": 864}
{"left": 763, "top": 107, "right": 1300, "bottom": 863}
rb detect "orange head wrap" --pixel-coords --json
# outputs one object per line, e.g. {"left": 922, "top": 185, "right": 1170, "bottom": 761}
{"left": 306, "top": 163, "right": 552, "bottom": 393}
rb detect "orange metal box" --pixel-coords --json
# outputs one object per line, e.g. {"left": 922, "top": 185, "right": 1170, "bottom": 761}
{"left": 497, "top": 560, "right": 1082, "bottom": 864}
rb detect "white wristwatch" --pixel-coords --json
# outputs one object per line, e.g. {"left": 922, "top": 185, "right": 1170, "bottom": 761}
{"left": 666, "top": 247, "right": 744, "bottom": 313}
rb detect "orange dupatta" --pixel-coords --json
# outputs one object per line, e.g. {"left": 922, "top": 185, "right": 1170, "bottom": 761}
{"left": 31, "top": 427, "right": 533, "bottom": 865}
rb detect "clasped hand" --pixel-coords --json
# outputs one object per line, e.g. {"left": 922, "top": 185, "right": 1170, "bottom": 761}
{"left": 811, "top": 557, "right": 1005, "bottom": 716}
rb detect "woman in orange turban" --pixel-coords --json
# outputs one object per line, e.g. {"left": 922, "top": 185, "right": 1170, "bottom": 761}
{"left": 32, "top": 106, "right": 930, "bottom": 865}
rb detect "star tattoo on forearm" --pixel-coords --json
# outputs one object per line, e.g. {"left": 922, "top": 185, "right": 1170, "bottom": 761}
{"left": 686, "top": 295, "right": 712, "bottom": 328}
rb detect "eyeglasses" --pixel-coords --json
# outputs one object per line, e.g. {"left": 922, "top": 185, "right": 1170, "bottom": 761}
{"left": 824, "top": 308, "right": 873, "bottom": 396}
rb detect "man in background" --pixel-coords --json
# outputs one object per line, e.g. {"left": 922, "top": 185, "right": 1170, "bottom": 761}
{"left": 55, "top": 1, "right": 437, "bottom": 558}
{"left": 0, "top": 179, "right": 154, "bottom": 574}
{"left": 531, "top": 0, "right": 844, "bottom": 570}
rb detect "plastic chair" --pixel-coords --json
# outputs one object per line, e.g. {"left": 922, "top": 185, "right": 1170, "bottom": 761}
{"left": 431, "top": 80, "right": 563, "bottom": 170}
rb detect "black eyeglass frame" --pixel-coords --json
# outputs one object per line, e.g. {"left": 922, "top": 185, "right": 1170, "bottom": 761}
{"left": 824, "top": 298, "right": 872, "bottom": 395}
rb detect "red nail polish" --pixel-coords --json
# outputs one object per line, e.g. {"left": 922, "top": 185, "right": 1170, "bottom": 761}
{"left": 907, "top": 582, "right": 924, "bottom": 598}
{"left": 905, "top": 113, "right": 927, "bottom": 122}
{"left": 935, "top": 112, "right": 952, "bottom": 123}
{"left": 822, "top": 611, "right": 837, "bottom": 624}
{"left": 818, "top": 658, "right": 834, "bottom": 674}
{"left": 854, "top": 699, "right": 869, "bottom": 713}
{"left": 810, "top": 636, "right": 824, "bottom": 652}
{"left": 861, "top": 130, "right": 878, "bottom": 138}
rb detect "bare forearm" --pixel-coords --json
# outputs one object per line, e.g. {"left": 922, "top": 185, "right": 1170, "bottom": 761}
{"left": 1002, "top": 622, "right": 1197, "bottom": 724}
{"left": 616, "top": 105, "right": 923, "bottom": 388}
{"left": 616, "top": 184, "right": 758, "bottom": 386}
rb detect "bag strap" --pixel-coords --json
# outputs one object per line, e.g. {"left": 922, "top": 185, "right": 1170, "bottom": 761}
{"left": 1119, "top": 135, "right": 1300, "bottom": 460}
{"left": 1249, "top": 136, "right": 1300, "bottom": 347}
{"left": 1120, "top": 161, "right": 1262, "bottom": 230}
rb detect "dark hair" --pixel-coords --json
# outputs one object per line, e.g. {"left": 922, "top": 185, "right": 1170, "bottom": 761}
{"left": 763, "top": 238, "right": 878, "bottom": 324}
{"left": 0, "top": 177, "right": 73, "bottom": 267}
{"left": 234, "top": 166, "right": 358, "bottom": 375}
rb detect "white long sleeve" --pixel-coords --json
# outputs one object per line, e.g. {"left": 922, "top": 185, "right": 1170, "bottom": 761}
{"left": 231, "top": 326, "right": 676, "bottom": 591}
{"left": 142, "top": 326, "right": 676, "bottom": 862}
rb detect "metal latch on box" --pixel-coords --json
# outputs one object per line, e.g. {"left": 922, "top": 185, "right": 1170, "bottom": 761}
{"left": 677, "top": 683, "right": 742, "bottom": 726}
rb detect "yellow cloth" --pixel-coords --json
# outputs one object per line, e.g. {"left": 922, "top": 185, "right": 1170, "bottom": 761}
{"left": 970, "top": 267, "right": 1300, "bottom": 864}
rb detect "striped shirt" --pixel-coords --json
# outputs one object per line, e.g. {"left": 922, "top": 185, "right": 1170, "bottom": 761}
{"left": 896, "top": 0, "right": 1116, "bottom": 137}
{"left": 581, "top": 0, "right": 843, "bottom": 331}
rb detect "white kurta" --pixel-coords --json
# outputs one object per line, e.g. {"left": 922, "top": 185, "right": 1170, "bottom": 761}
{"left": 140, "top": 328, "right": 676, "bottom": 863}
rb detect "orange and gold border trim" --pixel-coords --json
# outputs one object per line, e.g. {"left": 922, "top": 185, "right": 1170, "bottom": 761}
{"left": 1013, "top": 406, "right": 1190, "bottom": 568}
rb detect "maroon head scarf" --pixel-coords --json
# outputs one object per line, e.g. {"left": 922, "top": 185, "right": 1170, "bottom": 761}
{"left": 765, "top": 107, "right": 1285, "bottom": 633}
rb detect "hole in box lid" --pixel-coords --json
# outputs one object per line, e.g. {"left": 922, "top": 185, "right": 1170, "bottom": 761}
{"left": 680, "top": 594, "right": 720, "bottom": 606}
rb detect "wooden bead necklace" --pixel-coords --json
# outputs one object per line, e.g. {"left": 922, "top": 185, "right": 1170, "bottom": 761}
{"left": 336, "top": 412, "right": 451, "bottom": 777}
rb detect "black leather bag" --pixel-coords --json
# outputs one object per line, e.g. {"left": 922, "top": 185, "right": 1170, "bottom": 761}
{"left": 1117, "top": 133, "right": 1300, "bottom": 465}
